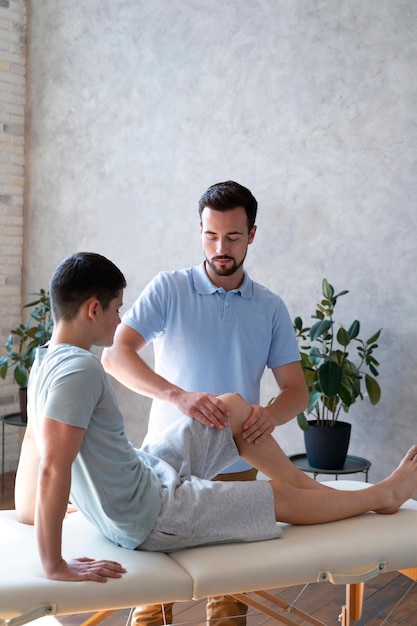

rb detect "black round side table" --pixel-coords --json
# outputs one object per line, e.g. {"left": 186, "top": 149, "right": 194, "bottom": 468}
{"left": 1, "top": 412, "right": 26, "bottom": 494}
{"left": 289, "top": 453, "right": 371, "bottom": 481}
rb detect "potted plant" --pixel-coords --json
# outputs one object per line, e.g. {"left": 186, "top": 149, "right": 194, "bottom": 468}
{"left": 0, "top": 289, "right": 53, "bottom": 422}
{"left": 293, "top": 278, "right": 381, "bottom": 469}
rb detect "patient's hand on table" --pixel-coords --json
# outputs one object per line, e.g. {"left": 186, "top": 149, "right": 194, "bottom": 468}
{"left": 47, "top": 557, "right": 127, "bottom": 582}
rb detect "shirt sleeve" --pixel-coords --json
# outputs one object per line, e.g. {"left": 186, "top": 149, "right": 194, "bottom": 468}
{"left": 122, "top": 273, "right": 168, "bottom": 343}
{"left": 267, "top": 296, "right": 301, "bottom": 369}
{"left": 43, "top": 353, "right": 105, "bottom": 429}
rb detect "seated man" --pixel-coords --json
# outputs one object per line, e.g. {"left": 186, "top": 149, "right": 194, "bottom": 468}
{"left": 15, "top": 251, "right": 417, "bottom": 583}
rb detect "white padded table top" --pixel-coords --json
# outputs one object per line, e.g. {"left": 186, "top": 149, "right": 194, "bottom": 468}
{"left": 172, "top": 506, "right": 417, "bottom": 598}
{"left": 0, "top": 509, "right": 193, "bottom": 619}
{"left": 1, "top": 480, "right": 416, "bottom": 621}
{"left": 172, "top": 481, "right": 417, "bottom": 599}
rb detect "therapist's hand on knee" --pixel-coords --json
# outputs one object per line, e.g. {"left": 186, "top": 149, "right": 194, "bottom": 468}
{"left": 171, "top": 390, "right": 230, "bottom": 429}
{"left": 242, "top": 405, "right": 275, "bottom": 444}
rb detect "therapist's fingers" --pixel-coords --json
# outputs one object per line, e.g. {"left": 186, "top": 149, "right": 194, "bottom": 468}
{"left": 175, "top": 391, "right": 230, "bottom": 429}
{"left": 197, "top": 394, "right": 230, "bottom": 429}
{"left": 242, "top": 405, "right": 275, "bottom": 443}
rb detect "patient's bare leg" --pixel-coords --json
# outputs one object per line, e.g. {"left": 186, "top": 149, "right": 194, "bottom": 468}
{"left": 220, "top": 393, "right": 329, "bottom": 490}
{"left": 270, "top": 445, "right": 417, "bottom": 524}
{"left": 220, "top": 393, "right": 417, "bottom": 522}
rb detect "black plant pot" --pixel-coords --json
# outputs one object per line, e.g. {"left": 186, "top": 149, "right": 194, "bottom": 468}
{"left": 304, "top": 420, "right": 351, "bottom": 470}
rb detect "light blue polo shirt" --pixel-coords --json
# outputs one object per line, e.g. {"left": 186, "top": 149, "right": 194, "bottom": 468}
{"left": 123, "top": 263, "right": 300, "bottom": 472}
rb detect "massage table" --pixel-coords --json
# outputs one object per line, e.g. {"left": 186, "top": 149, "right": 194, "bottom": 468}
{"left": 1, "top": 481, "right": 416, "bottom": 626}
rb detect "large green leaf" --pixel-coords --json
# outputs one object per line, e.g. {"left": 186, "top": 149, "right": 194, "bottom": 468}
{"left": 336, "top": 327, "right": 350, "bottom": 347}
{"left": 307, "top": 390, "right": 321, "bottom": 412}
{"left": 297, "top": 412, "right": 309, "bottom": 431}
{"left": 309, "top": 346, "right": 321, "bottom": 366}
{"left": 365, "top": 374, "right": 381, "bottom": 405}
{"left": 322, "top": 278, "right": 333, "bottom": 299}
{"left": 310, "top": 319, "right": 332, "bottom": 341}
{"left": 318, "top": 360, "right": 342, "bottom": 397}
{"left": 341, "top": 359, "right": 361, "bottom": 397}
{"left": 341, "top": 358, "right": 359, "bottom": 376}
{"left": 14, "top": 363, "right": 28, "bottom": 388}
{"left": 348, "top": 320, "right": 360, "bottom": 339}
{"left": 367, "top": 329, "right": 381, "bottom": 344}
{"left": 338, "top": 379, "right": 355, "bottom": 408}
{"left": 0, "top": 360, "right": 7, "bottom": 379}
{"left": 294, "top": 316, "right": 303, "bottom": 331}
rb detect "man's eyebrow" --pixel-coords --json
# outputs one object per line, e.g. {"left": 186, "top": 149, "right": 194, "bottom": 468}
{"left": 203, "top": 228, "right": 244, "bottom": 235}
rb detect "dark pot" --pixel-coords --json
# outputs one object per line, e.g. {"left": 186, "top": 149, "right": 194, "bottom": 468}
{"left": 304, "top": 420, "right": 351, "bottom": 470}
{"left": 19, "top": 387, "right": 28, "bottom": 424}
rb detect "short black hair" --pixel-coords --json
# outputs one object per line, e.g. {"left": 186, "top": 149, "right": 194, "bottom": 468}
{"left": 49, "top": 252, "right": 127, "bottom": 322}
{"left": 198, "top": 181, "right": 258, "bottom": 230}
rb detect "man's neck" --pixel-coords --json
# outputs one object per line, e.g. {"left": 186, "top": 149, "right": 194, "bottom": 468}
{"left": 49, "top": 323, "right": 92, "bottom": 352}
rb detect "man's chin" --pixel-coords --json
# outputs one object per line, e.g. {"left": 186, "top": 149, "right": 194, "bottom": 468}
{"left": 216, "top": 268, "right": 236, "bottom": 277}
{"left": 207, "top": 258, "right": 238, "bottom": 277}
{"left": 211, "top": 265, "right": 237, "bottom": 277}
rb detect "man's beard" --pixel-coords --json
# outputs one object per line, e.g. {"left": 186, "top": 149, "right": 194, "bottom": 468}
{"left": 205, "top": 253, "right": 246, "bottom": 277}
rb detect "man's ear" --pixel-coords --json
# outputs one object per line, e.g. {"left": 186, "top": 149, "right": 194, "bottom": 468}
{"left": 248, "top": 225, "right": 257, "bottom": 244}
{"left": 86, "top": 298, "right": 100, "bottom": 321}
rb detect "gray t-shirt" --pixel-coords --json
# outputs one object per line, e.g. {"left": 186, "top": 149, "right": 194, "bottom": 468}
{"left": 29, "top": 344, "right": 161, "bottom": 549}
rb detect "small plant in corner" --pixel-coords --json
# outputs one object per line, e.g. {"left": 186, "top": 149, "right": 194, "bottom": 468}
{"left": 294, "top": 278, "right": 381, "bottom": 431}
{"left": 0, "top": 289, "right": 53, "bottom": 389}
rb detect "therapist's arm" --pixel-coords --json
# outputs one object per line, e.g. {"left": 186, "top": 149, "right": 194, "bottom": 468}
{"left": 102, "top": 323, "right": 229, "bottom": 429}
{"left": 241, "top": 361, "right": 309, "bottom": 444}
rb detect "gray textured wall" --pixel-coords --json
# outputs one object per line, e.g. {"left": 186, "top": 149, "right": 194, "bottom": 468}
{"left": 24, "top": 1, "right": 417, "bottom": 483}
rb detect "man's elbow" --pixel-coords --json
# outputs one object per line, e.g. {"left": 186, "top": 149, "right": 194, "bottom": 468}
{"left": 16, "top": 506, "right": 35, "bottom": 526}
{"left": 102, "top": 346, "right": 118, "bottom": 374}
{"left": 101, "top": 346, "right": 111, "bottom": 371}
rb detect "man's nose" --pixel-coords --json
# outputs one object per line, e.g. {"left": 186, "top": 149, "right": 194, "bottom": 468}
{"left": 216, "top": 237, "right": 229, "bottom": 254}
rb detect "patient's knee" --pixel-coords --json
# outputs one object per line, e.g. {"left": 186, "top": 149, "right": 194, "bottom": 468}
{"left": 218, "top": 393, "right": 252, "bottom": 427}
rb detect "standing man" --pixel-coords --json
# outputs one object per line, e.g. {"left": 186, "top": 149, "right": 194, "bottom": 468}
{"left": 102, "top": 180, "right": 308, "bottom": 626}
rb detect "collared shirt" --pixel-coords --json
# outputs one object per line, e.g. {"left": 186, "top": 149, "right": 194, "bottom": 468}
{"left": 123, "top": 263, "right": 300, "bottom": 472}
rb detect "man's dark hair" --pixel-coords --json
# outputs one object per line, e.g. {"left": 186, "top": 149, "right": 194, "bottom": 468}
{"left": 49, "top": 252, "right": 127, "bottom": 322}
{"left": 198, "top": 181, "right": 258, "bottom": 231}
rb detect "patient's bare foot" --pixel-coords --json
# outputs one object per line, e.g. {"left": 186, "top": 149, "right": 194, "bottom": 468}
{"left": 375, "top": 445, "right": 417, "bottom": 514}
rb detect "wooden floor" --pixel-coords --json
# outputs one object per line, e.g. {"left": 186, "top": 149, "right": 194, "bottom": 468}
{"left": 2, "top": 471, "right": 417, "bottom": 625}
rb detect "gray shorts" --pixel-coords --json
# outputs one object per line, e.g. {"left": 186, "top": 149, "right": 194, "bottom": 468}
{"left": 138, "top": 417, "right": 281, "bottom": 552}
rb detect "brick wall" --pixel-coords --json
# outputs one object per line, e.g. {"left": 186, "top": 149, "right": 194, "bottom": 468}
{"left": 0, "top": 0, "right": 26, "bottom": 473}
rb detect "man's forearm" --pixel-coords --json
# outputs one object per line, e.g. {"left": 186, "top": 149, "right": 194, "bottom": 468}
{"left": 267, "top": 385, "right": 308, "bottom": 427}
{"left": 36, "top": 467, "right": 70, "bottom": 577}
{"left": 103, "top": 344, "right": 183, "bottom": 403}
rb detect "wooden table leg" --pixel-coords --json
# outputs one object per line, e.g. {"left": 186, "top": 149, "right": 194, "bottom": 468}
{"left": 80, "top": 610, "right": 117, "bottom": 626}
{"left": 340, "top": 582, "right": 364, "bottom": 625}
{"left": 400, "top": 567, "right": 417, "bottom": 581}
